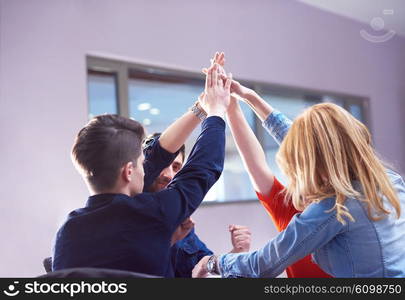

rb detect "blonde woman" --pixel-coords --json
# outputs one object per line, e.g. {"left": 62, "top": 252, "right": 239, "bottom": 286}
{"left": 193, "top": 83, "right": 405, "bottom": 277}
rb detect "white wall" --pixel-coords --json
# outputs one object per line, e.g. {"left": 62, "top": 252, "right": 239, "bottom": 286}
{"left": 0, "top": 0, "right": 404, "bottom": 276}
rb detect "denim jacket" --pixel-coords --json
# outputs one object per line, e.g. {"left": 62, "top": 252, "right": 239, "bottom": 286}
{"left": 218, "top": 110, "right": 405, "bottom": 278}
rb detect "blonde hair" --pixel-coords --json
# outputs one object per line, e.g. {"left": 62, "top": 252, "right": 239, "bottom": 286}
{"left": 276, "top": 103, "right": 400, "bottom": 224}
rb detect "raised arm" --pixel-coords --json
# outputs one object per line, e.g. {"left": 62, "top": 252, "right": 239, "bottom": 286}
{"left": 227, "top": 97, "right": 274, "bottom": 195}
{"left": 142, "top": 94, "right": 206, "bottom": 190}
{"left": 207, "top": 52, "right": 292, "bottom": 144}
{"left": 152, "top": 64, "right": 232, "bottom": 230}
{"left": 159, "top": 105, "right": 203, "bottom": 153}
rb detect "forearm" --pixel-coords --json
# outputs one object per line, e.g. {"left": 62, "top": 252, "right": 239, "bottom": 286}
{"left": 227, "top": 103, "right": 274, "bottom": 195}
{"left": 159, "top": 110, "right": 201, "bottom": 153}
{"left": 161, "top": 116, "right": 226, "bottom": 229}
{"left": 243, "top": 90, "right": 274, "bottom": 122}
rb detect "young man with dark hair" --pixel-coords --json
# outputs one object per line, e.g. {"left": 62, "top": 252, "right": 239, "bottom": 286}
{"left": 143, "top": 133, "right": 251, "bottom": 278}
{"left": 52, "top": 64, "right": 231, "bottom": 277}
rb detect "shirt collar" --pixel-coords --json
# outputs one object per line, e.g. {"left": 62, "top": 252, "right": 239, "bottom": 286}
{"left": 85, "top": 193, "right": 129, "bottom": 207}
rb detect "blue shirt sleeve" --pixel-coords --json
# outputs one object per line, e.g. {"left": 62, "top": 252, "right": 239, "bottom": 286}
{"left": 142, "top": 137, "right": 180, "bottom": 192}
{"left": 218, "top": 198, "right": 347, "bottom": 278}
{"left": 135, "top": 116, "right": 226, "bottom": 231}
{"left": 262, "top": 110, "right": 293, "bottom": 145}
{"left": 171, "top": 229, "right": 213, "bottom": 278}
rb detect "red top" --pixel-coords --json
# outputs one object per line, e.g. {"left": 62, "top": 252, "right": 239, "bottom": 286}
{"left": 256, "top": 177, "right": 332, "bottom": 278}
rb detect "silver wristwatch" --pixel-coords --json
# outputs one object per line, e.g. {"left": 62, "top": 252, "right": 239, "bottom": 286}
{"left": 190, "top": 101, "right": 207, "bottom": 121}
{"left": 206, "top": 255, "right": 220, "bottom": 275}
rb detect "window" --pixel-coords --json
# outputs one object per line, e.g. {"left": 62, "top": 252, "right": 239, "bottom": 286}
{"left": 87, "top": 71, "right": 118, "bottom": 119}
{"left": 87, "top": 56, "right": 369, "bottom": 203}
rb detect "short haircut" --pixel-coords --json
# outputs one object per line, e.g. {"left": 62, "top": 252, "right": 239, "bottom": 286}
{"left": 72, "top": 114, "right": 145, "bottom": 192}
{"left": 146, "top": 132, "right": 186, "bottom": 162}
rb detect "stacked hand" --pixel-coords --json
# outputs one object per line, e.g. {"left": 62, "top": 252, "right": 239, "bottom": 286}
{"left": 202, "top": 52, "right": 255, "bottom": 100}
{"left": 199, "top": 62, "right": 232, "bottom": 119}
{"left": 191, "top": 223, "right": 252, "bottom": 278}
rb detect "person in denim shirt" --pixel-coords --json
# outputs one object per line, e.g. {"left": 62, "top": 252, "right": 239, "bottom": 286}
{"left": 193, "top": 62, "right": 405, "bottom": 278}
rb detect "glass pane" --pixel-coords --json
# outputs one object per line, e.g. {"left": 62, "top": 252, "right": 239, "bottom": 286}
{"left": 261, "top": 94, "right": 317, "bottom": 148}
{"left": 265, "top": 148, "right": 288, "bottom": 185}
{"left": 129, "top": 78, "right": 204, "bottom": 150}
{"left": 128, "top": 78, "right": 256, "bottom": 202}
{"left": 88, "top": 73, "right": 118, "bottom": 119}
{"left": 348, "top": 103, "right": 364, "bottom": 122}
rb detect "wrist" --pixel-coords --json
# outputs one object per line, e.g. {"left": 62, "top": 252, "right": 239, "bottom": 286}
{"left": 206, "top": 106, "right": 226, "bottom": 119}
{"left": 206, "top": 254, "right": 221, "bottom": 275}
{"left": 237, "top": 86, "right": 253, "bottom": 98}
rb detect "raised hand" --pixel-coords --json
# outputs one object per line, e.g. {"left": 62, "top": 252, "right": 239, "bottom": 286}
{"left": 203, "top": 52, "right": 254, "bottom": 99}
{"left": 200, "top": 63, "right": 232, "bottom": 118}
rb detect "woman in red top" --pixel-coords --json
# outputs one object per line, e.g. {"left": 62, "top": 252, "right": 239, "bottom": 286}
{"left": 227, "top": 94, "right": 331, "bottom": 278}
{"left": 206, "top": 52, "right": 331, "bottom": 277}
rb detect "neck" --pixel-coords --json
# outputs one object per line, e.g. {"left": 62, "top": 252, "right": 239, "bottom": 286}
{"left": 88, "top": 185, "right": 132, "bottom": 197}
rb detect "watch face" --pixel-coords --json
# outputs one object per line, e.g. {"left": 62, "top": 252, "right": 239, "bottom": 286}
{"left": 207, "top": 256, "right": 215, "bottom": 273}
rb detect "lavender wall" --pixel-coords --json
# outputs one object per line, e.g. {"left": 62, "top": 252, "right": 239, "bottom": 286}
{"left": 0, "top": 0, "right": 404, "bottom": 276}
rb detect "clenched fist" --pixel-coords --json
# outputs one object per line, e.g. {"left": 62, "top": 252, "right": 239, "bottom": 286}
{"left": 171, "top": 217, "right": 195, "bottom": 246}
{"left": 229, "top": 225, "right": 251, "bottom": 253}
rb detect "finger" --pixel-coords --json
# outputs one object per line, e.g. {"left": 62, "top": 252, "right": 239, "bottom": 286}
{"left": 212, "top": 65, "right": 218, "bottom": 87}
{"left": 232, "top": 231, "right": 251, "bottom": 238}
{"left": 206, "top": 67, "right": 212, "bottom": 89}
{"left": 219, "top": 72, "right": 227, "bottom": 80}
{"left": 225, "top": 73, "right": 233, "bottom": 91}
{"left": 198, "top": 92, "right": 205, "bottom": 101}
{"left": 218, "top": 65, "right": 226, "bottom": 77}
{"left": 232, "top": 228, "right": 251, "bottom": 234}
{"left": 230, "top": 224, "right": 248, "bottom": 231}
{"left": 182, "top": 219, "right": 193, "bottom": 226}
{"left": 214, "top": 52, "right": 219, "bottom": 63}
{"left": 202, "top": 68, "right": 208, "bottom": 74}
{"left": 219, "top": 52, "right": 225, "bottom": 66}
{"left": 234, "top": 235, "right": 250, "bottom": 243}
{"left": 182, "top": 223, "right": 194, "bottom": 231}
{"left": 232, "top": 227, "right": 250, "bottom": 233}
{"left": 216, "top": 52, "right": 222, "bottom": 64}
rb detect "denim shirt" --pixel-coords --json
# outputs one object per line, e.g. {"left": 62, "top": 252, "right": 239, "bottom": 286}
{"left": 218, "top": 110, "right": 405, "bottom": 278}
{"left": 170, "top": 229, "right": 213, "bottom": 278}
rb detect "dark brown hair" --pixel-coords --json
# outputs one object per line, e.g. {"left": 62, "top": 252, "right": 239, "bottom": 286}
{"left": 72, "top": 114, "right": 145, "bottom": 192}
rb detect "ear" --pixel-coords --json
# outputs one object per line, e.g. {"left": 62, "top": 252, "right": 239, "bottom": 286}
{"left": 122, "top": 161, "right": 134, "bottom": 183}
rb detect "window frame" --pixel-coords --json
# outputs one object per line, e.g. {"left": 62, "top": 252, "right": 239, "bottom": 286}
{"left": 86, "top": 55, "right": 371, "bottom": 205}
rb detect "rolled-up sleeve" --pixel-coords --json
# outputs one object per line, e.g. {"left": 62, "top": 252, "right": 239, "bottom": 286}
{"left": 262, "top": 110, "right": 293, "bottom": 145}
{"left": 219, "top": 198, "right": 346, "bottom": 278}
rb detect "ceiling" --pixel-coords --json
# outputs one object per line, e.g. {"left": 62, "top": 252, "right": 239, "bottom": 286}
{"left": 298, "top": 0, "right": 405, "bottom": 37}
